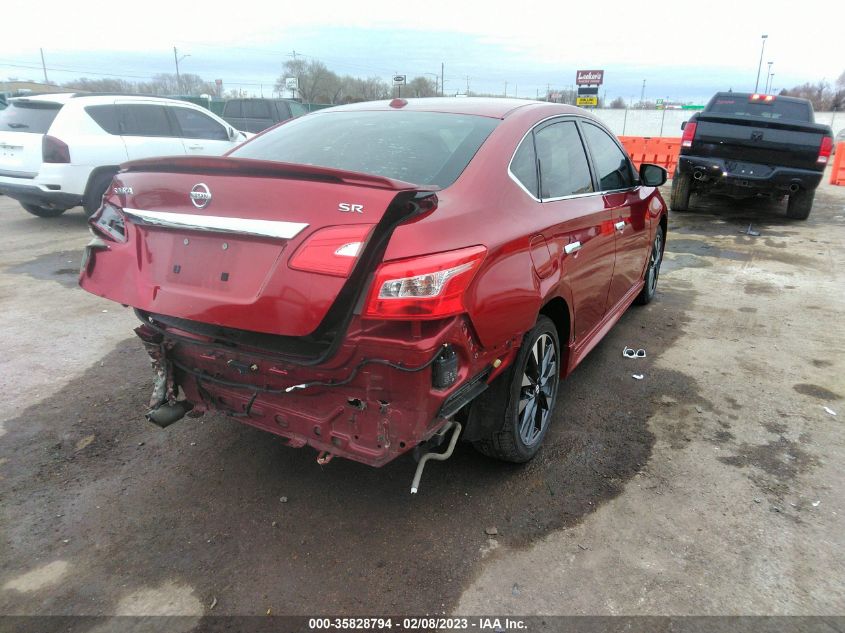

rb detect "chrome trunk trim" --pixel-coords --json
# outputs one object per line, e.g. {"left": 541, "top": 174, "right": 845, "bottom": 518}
{"left": 122, "top": 208, "right": 308, "bottom": 240}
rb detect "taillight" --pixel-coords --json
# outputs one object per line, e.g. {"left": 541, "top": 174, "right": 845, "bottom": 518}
{"left": 749, "top": 94, "right": 775, "bottom": 102}
{"left": 681, "top": 121, "right": 697, "bottom": 148}
{"left": 42, "top": 135, "right": 70, "bottom": 163}
{"left": 364, "top": 245, "right": 486, "bottom": 320}
{"left": 288, "top": 224, "right": 375, "bottom": 277}
{"left": 89, "top": 203, "right": 127, "bottom": 242}
{"left": 818, "top": 136, "right": 833, "bottom": 165}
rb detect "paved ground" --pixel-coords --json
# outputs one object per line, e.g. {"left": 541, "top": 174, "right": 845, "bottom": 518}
{"left": 0, "top": 183, "right": 843, "bottom": 623}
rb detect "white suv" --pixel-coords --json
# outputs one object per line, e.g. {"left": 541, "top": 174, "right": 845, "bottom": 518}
{"left": 0, "top": 93, "right": 248, "bottom": 218}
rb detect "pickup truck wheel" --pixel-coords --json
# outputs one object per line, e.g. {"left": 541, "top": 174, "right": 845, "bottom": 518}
{"left": 670, "top": 173, "right": 691, "bottom": 212}
{"left": 634, "top": 226, "right": 664, "bottom": 305}
{"left": 786, "top": 189, "right": 814, "bottom": 220}
{"left": 470, "top": 315, "right": 560, "bottom": 463}
{"left": 83, "top": 171, "right": 116, "bottom": 217}
{"left": 20, "top": 202, "right": 67, "bottom": 218}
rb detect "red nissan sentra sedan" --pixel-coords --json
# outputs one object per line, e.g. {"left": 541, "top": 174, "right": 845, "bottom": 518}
{"left": 80, "top": 98, "right": 668, "bottom": 482}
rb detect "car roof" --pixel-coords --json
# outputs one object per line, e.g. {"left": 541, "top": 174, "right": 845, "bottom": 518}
{"left": 9, "top": 93, "right": 77, "bottom": 105}
{"left": 319, "top": 97, "right": 579, "bottom": 119}
{"left": 9, "top": 93, "right": 211, "bottom": 108}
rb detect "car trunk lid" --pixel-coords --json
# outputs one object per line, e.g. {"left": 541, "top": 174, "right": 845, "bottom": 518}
{"left": 81, "top": 156, "right": 434, "bottom": 342}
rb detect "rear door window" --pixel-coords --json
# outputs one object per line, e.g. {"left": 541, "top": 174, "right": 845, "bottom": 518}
{"left": 243, "top": 101, "right": 271, "bottom": 119}
{"left": 0, "top": 101, "right": 62, "bottom": 133}
{"left": 581, "top": 123, "right": 634, "bottom": 191}
{"left": 172, "top": 107, "right": 228, "bottom": 140}
{"left": 85, "top": 105, "right": 120, "bottom": 134}
{"left": 119, "top": 105, "right": 173, "bottom": 137}
{"left": 534, "top": 120, "right": 593, "bottom": 199}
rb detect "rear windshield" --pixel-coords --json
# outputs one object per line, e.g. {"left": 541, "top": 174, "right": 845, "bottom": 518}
{"left": 706, "top": 97, "right": 812, "bottom": 122}
{"left": 0, "top": 100, "right": 63, "bottom": 133}
{"left": 230, "top": 110, "right": 499, "bottom": 188}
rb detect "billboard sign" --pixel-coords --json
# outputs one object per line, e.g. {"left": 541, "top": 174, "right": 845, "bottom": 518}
{"left": 393, "top": 75, "right": 407, "bottom": 85}
{"left": 576, "top": 70, "right": 604, "bottom": 86}
{"left": 576, "top": 96, "right": 598, "bottom": 106}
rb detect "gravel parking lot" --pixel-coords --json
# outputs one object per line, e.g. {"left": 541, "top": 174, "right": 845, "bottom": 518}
{"left": 1, "top": 183, "right": 844, "bottom": 622}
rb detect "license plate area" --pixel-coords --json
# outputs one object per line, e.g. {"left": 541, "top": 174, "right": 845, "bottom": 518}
{"left": 142, "top": 228, "right": 285, "bottom": 297}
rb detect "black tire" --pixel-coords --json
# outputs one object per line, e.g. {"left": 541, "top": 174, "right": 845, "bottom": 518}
{"left": 670, "top": 173, "right": 692, "bottom": 212}
{"left": 634, "top": 225, "right": 665, "bottom": 305}
{"left": 470, "top": 315, "right": 560, "bottom": 463}
{"left": 20, "top": 202, "right": 67, "bottom": 218}
{"left": 83, "top": 170, "right": 116, "bottom": 217}
{"left": 786, "top": 188, "right": 814, "bottom": 220}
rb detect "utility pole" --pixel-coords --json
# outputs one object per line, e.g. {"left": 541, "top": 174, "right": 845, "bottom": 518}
{"left": 515, "top": 84, "right": 518, "bottom": 98}
{"left": 640, "top": 79, "right": 646, "bottom": 106}
{"left": 39, "top": 48, "right": 48, "bottom": 84}
{"left": 765, "top": 61, "right": 773, "bottom": 93}
{"left": 441, "top": 62, "right": 444, "bottom": 97}
{"left": 754, "top": 34, "right": 768, "bottom": 92}
{"left": 466, "top": 75, "right": 470, "bottom": 95}
{"left": 173, "top": 47, "right": 182, "bottom": 93}
{"left": 504, "top": 81, "right": 508, "bottom": 97}
{"left": 546, "top": 83, "right": 550, "bottom": 101}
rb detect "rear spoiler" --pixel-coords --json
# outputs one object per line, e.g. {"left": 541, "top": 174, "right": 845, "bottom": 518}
{"left": 120, "top": 155, "right": 438, "bottom": 192}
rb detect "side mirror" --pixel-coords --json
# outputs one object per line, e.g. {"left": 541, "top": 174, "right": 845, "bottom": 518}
{"left": 228, "top": 127, "right": 238, "bottom": 141}
{"left": 680, "top": 121, "right": 687, "bottom": 131}
{"left": 640, "top": 163, "right": 667, "bottom": 187}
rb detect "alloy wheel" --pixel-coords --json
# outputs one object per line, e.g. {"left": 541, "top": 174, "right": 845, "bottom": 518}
{"left": 518, "top": 333, "right": 558, "bottom": 446}
{"left": 646, "top": 231, "right": 663, "bottom": 293}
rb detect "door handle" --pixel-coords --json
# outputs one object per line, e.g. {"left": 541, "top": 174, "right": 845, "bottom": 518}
{"left": 188, "top": 145, "right": 204, "bottom": 150}
{"left": 564, "top": 241, "right": 582, "bottom": 254}
{"left": 615, "top": 221, "right": 626, "bottom": 231}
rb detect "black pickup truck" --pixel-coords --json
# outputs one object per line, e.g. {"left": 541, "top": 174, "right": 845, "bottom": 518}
{"left": 671, "top": 92, "right": 833, "bottom": 219}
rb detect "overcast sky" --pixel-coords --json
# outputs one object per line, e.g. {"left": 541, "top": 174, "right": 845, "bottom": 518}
{"left": 3, "top": 0, "right": 842, "bottom": 103}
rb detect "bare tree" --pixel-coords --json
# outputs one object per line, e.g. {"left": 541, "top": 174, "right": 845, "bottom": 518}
{"left": 779, "top": 80, "right": 837, "bottom": 110}
{"left": 609, "top": 97, "right": 626, "bottom": 109}
{"left": 405, "top": 76, "right": 437, "bottom": 98}
{"left": 275, "top": 59, "right": 342, "bottom": 104}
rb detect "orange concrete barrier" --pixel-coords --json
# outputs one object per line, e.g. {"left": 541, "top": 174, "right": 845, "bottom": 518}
{"left": 831, "top": 143, "right": 845, "bottom": 186}
{"left": 619, "top": 136, "right": 681, "bottom": 175}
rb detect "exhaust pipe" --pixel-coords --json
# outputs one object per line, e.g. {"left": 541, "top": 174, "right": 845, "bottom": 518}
{"left": 693, "top": 170, "right": 706, "bottom": 181}
{"left": 145, "top": 401, "right": 193, "bottom": 428}
{"left": 788, "top": 183, "right": 800, "bottom": 193}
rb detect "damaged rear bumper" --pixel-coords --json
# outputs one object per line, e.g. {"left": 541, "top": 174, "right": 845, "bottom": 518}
{"left": 136, "top": 313, "right": 512, "bottom": 467}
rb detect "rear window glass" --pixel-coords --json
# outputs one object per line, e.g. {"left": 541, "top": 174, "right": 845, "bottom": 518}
{"left": 706, "top": 97, "right": 812, "bottom": 121}
{"left": 0, "top": 101, "right": 62, "bottom": 133}
{"left": 230, "top": 111, "right": 499, "bottom": 188}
